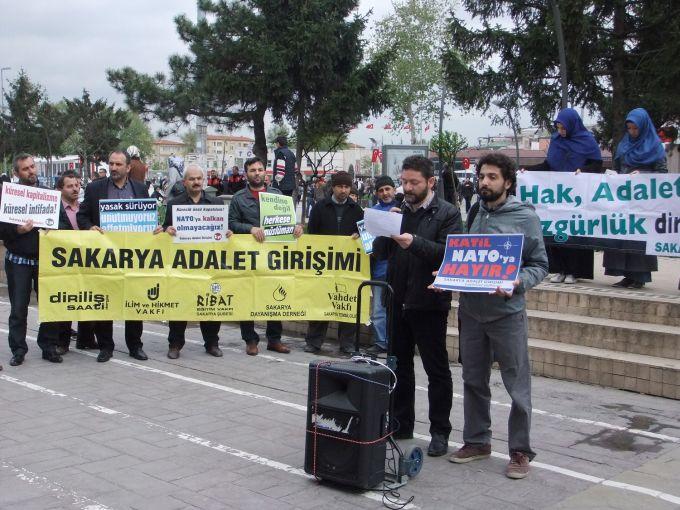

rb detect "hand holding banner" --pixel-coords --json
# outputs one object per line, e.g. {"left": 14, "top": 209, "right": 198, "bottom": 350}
{"left": 433, "top": 234, "right": 524, "bottom": 293}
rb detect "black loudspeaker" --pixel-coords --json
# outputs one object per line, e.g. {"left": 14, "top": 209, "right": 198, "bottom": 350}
{"left": 304, "top": 360, "right": 391, "bottom": 489}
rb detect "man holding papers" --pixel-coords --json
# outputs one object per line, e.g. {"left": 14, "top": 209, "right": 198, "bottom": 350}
{"left": 449, "top": 153, "right": 547, "bottom": 480}
{"left": 372, "top": 155, "right": 462, "bottom": 457}
{"left": 157, "top": 164, "right": 230, "bottom": 359}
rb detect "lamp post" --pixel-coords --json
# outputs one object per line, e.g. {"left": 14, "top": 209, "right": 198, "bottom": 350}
{"left": 0, "top": 67, "right": 10, "bottom": 114}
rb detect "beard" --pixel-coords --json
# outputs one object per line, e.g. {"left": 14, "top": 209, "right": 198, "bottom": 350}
{"left": 404, "top": 187, "right": 428, "bottom": 204}
{"left": 479, "top": 187, "right": 505, "bottom": 203}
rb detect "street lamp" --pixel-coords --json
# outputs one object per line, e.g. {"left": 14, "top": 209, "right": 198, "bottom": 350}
{"left": 0, "top": 67, "right": 10, "bottom": 114}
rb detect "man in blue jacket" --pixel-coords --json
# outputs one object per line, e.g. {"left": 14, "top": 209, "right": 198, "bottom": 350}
{"left": 449, "top": 153, "right": 548, "bottom": 480}
{"left": 366, "top": 175, "right": 399, "bottom": 355}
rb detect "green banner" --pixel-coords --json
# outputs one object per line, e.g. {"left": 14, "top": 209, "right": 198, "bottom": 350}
{"left": 259, "top": 192, "right": 296, "bottom": 242}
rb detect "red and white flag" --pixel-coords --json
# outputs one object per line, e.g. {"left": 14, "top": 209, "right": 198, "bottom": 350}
{"left": 366, "top": 123, "right": 374, "bottom": 129}
{"left": 383, "top": 123, "right": 392, "bottom": 130}
{"left": 404, "top": 124, "right": 411, "bottom": 130}
{"left": 424, "top": 124, "right": 431, "bottom": 132}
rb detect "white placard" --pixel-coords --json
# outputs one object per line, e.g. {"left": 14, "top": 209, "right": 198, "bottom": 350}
{"left": 363, "top": 208, "right": 403, "bottom": 237}
{"left": 0, "top": 182, "right": 61, "bottom": 229}
{"left": 171, "top": 204, "right": 229, "bottom": 243}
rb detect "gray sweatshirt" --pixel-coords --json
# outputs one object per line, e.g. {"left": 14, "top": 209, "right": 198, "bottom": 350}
{"left": 458, "top": 195, "right": 548, "bottom": 323}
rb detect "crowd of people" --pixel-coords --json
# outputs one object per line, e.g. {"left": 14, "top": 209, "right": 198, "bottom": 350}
{"left": 0, "top": 105, "right": 673, "bottom": 481}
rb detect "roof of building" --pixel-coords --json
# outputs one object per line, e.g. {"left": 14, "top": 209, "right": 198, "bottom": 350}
{"left": 207, "top": 134, "right": 255, "bottom": 142}
{"left": 154, "top": 139, "right": 186, "bottom": 146}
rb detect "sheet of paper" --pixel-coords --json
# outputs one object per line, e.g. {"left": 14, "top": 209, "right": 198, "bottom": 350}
{"left": 363, "top": 208, "right": 403, "bottom": 238}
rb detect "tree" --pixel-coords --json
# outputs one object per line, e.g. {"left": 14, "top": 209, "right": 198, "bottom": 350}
{"left": 443, "top": 0, "right": 680, "bottom": 148}
{"left": 371, "top": 0, "right": 452, "bottom": 144}
{"left": 61, "top": 90, "right": 130, "bottom": 174}
{"left": 429, "top": 131, "right": 467, "bottom": 168}
{"left": 180, "top": 129, "right": 197, "bottom": 153}
{"left": 118, "top": 112, "right": 154, "bottom": 158}
{"left": 266, "top": 123, "right": 293, "bottom": 146}
{"left": 0, "top": 71, "right": 48, "bottom": 157}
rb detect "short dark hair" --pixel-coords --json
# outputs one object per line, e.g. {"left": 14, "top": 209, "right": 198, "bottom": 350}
{"left": 108, "top": 150, "right": 131, "bottom": 165}
{"left": 13, "top": 153, "right": 34, "bottom": 173}
{"left": 476, "top": 152, "right": 517, "bottom": 195}
{"left": 401, "top": 155, "right": 434, "bottom": 179}
{"left": 244, "top": 156, "right": 264, "bottom": 171}
{"left": 275, "top": 136, "right": 287, "bottom": 147}
{"left": 56, "top": 170, "right": 81, "bottom": 190}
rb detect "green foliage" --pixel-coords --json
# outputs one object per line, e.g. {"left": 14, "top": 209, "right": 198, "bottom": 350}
{"left": 429, "top": 131, "right": 467, "bottom": 166}
{"left": 118, "top": 112, "right": 154, "bottom": 158}
{"left": 180, "top": 129, "right": 198, "bottom": 153}
{"left": 370, "top": 0, "right": 452, "bottom": 143}
{"left": 443, "top": 0, "right": 680, "bottom": 147}
{"left": 266, "top": 123, "right": 295, "bottom": 147}
{"left": 60, "top": 90, "right": 130, "bottom": 169}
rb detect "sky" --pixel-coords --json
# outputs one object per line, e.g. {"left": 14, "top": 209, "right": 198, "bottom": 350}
{"left": 0, "top": 0, "right": 534, "bottom": 149}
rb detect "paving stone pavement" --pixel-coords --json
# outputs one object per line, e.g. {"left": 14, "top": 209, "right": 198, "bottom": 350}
{"left": 1, "top": 295, "right": 679, "bottom": 510}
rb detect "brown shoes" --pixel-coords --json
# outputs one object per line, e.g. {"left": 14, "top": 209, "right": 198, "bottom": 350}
{"left": 167, "top": 347, "right": 180, "bottom": 359}
{"left": 506, "top": 452, "right": 530, "bottom": 479}
{"left": 449, "top": 443, "right": 491, "bottom": 464}
{"left": 246, "top": 342, "right": 259, "bottom": 356}
{"left": 266, "top": 342, "right": 291, "bottom": 354}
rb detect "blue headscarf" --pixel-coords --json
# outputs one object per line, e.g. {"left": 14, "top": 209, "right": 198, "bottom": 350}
{"left": 546, "top": 108, "right": 602, "bottom": 172}
{"left": 615, "top": 108, "right": 665, "bottom": 167}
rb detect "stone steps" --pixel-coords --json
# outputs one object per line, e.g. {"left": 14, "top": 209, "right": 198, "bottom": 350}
{"left": 450, "top": 303, "right": 680, "bottom": 360}
{"left": 445, "top": 328, "right": 680, "bottom": 400}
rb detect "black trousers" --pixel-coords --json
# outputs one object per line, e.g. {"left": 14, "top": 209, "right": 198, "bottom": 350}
{"left": 168, "top": 321, "right": 220, "bottom": 348}
{"left": 56, "top": 321, "right": 96, "bottom": 348}
{"left": 92, "top": 320, "right": 143, "bottom": 353}
{"left": 305, "top": 321, "right": 356, "bottom": 351}
{"left": 392, "top": 308, "right": 452, "bottom": 437}
{"left": 5, "top": 259, "right": 56, "bottom": 355}
{"left": 239, "top": 321, "right": 282, "bottom": 344}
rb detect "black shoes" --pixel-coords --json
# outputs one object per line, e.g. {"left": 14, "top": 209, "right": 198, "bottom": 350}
{"left": 129, "top": 348, "right": 148, "bottom": 361}
{"left": 427, "top": 433, "right": 450, "bottom": 457}
{"left": 206, "top": 345, "right": 223, "bottom": 357}
{"left": 392, "top": 429, "right": 414, "bottom": 440}
{"left": 613, "top": 277, "right": 645, "bottom": 289}
{"left": 9, "top": 354, "right": 25, "bottom": 366}
{"left": 55, "top": 345, "right": 69, "bottom": 356}
{"left": 167, "top": 347, "right": 180, "bottom": 359}
{"left": 76, "top": 340, "right": 99, "bottom": 349}
{"left": 365, "top": 344, "right": 387, "bottom": 356}
{"left": 97, "top": 350, "right": 113, "bottom": 363}
{"left": 303, "top": 344, "right": 321, "bottom": 354}
{"left": 42, "top": 351, "right": 63, "bottom": 363}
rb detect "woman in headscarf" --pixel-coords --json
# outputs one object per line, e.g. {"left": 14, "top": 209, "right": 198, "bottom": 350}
{"left": 604, "top": 108, "right": 667, "bottom": 289}
{"left": 527, "top": 108, "right": 603, "bottom": 284}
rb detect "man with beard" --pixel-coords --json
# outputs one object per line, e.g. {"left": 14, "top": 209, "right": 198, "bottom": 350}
{"left": 373, "top": 156, "right": 462, "bottom": 456}
{"left": 229, "top": 157, "right": 302, "bottom": 355}
{"left": 0, "top": 154, "right": 61, "bottom": 365}
{"left": 448, "top": 153, "right": 547, "bottom": 480}
{"left": 77, "top": 150, "right": 150, "bottom": 363}
{"left": 157, "top": 164, "right": 230, "bottom": 359}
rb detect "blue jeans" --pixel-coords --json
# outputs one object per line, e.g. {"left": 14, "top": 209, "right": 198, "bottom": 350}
{"left": 370, "top": 283, "right": 388, "bottom": 350}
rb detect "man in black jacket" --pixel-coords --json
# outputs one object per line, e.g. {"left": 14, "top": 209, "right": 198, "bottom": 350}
{"left": 304, "top": 171, "right": 364, "bottom": 355}
{"left": 156, "top": 164, "right": 229, "bottom": 359}
{"left": 76, "top": 150, "right": 150, "bottom": 363}
{"left": 373, "top": 155, "right": 463, "bottom": 457}
{"left": 272, "top": 136, "right": 296, "bottom": 197}
{"left": 0, "top": 153, "right": 61, "bottom": 365}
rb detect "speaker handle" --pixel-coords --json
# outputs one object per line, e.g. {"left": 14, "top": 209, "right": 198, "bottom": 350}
{"left": 354, "top": 280, "right": 394, "bottom": 355}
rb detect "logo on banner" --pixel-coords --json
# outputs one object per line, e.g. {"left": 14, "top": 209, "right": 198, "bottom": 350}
{"left": 273, "top": 284, "right": 287, "bottom": 302}
{"left": 49, "top": 291, "right": 109, "bottom": 311}
{"left": 196, "top": 282, "right": 234, "bottom": 316}
{"left": 147, "top": 283, "right": 160, "bottom": 301}
{"left": 327, "top": 283, "right": 356, "bottom": 313}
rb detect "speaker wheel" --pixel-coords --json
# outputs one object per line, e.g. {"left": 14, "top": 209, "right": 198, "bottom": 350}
{"left": 404, "top": 446, "right": 424, "bottom": 477}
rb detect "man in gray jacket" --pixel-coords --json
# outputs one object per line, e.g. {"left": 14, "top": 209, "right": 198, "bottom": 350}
{"left": 228, "top": 156, "right": 302, "bottom": 355}
{"left": 449, "top": 153, "right": 548, "bottom": 480}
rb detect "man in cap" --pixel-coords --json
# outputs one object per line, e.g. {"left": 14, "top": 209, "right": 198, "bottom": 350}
{"left": 304, "top": 171, "right": 364, "bottom": 356}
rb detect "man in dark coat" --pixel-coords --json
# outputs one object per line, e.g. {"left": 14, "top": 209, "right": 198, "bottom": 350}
{"left": 76, "top": 150, "right": 150, "bottom": 363}
{"left": 304, "top": 171, "right": 364, "bottom": 355}
{"left": 0, "top": 153, "right": 61, "bottom": 366}
{"left": 373, "top": 155, "right": 463, "bottom": 457}
{"left": 272, "top": 136, "right": 296, "bottom": 196}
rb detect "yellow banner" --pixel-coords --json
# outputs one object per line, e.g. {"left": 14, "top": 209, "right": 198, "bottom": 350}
{"left": 39, "top": 231, "right": 370, "bottom": 323}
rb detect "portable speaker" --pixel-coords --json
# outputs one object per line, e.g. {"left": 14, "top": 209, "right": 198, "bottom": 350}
{"left": 304, "top": 360, "right": 391, "bottom": 489}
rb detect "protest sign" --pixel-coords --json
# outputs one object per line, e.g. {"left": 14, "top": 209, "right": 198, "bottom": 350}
{"left": 517, "top": 171, "right": 680, "bottom": 257}
{"left": 0, "top": 182, "right": 60, "bottom": 229}
{"left": 433, "top": 234, "right": 524, "bottom": 292}
{"left": 259, "top": 192, "right": 296, "bottom": 242}
{"left": 171, "top": 204, "right": 229, "bottom": 243}
{"left": 357, "top": 220, "right": 375, "bottom": 254}
{"left": 99, "top": 199, "right": 158, "bottom": 232}
{"left": 39, "top": 232, "right": 370, "bottom": 323}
